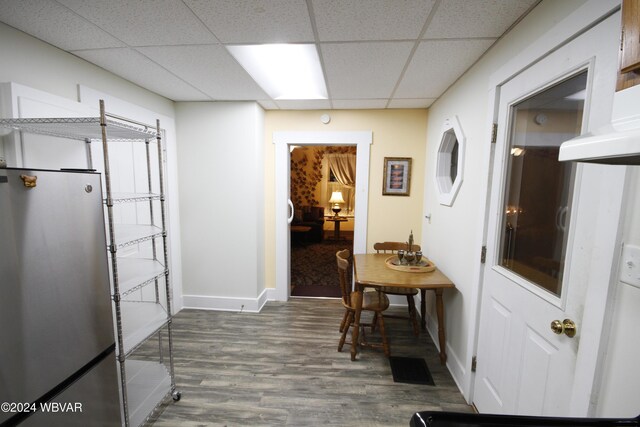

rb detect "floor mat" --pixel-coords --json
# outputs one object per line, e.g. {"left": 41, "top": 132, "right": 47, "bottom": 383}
{"left": 389, "top": 356, "right": 435, "bottom": 385}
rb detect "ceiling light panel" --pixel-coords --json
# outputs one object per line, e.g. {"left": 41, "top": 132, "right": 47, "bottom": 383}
{"left": 227, "top": 44, "right": 327, "bottom": 100}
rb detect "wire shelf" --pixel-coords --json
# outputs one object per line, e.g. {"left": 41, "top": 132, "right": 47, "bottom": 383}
{"left": 117, "top": 258, "right": 167, "bottom": 296}
{"left": 109, "top": 193, "right": 162, "bottom": 204}
{"left": 113, "top": 224, "right": 164, "bottom": 249}
{"left": 0, "top": 116, "right": 158, "bottom": 141}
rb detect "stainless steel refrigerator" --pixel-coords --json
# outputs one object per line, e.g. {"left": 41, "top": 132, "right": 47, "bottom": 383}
{"left": 0, "top": 168, "right": 121, "bottom": 426}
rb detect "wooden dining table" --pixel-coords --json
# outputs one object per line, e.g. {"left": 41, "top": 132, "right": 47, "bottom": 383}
{"left": 352, "top": 253, "right": 456, "bottom": 364}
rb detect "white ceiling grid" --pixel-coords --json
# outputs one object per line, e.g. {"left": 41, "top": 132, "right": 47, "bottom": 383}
{"left": 0, "top": 0, "right": 538, "bottom": 110}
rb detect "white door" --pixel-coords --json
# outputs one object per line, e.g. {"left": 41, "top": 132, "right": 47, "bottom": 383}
{"left": 473, "top": 14, "right": 625, "bottom": 416}
{"left": 0, "top": 82, "right": 94, "bottom": 169}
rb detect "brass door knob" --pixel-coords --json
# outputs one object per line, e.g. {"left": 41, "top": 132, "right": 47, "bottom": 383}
{"left": 550, "top": 319, "right": 577, "bottom": 338}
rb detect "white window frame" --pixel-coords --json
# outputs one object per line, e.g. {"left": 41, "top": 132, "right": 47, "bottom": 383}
{"left": 435, "top": 115, "right": 465, "bottom": 206}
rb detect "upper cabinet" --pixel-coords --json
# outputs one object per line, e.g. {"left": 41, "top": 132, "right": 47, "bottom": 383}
{"left": 620, "top": 0, "right": 640, "bottom": 73}
{"left": 617, "top": 0, "right": 640, "bottom": 90}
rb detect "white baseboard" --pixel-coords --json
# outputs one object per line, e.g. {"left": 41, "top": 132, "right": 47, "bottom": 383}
{"left": 182, "top": 289, "right": 269, "bottom": 313}
{"left": 423, "top": 310, "right": 470, "bottom": 403}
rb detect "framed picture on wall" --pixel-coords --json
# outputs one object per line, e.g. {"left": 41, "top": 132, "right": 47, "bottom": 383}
{"left": 382, "top": 157, "right": 412, "bottom": 196}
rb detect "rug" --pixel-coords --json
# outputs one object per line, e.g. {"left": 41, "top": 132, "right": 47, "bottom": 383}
{"left": 389, "top": 356, "right": 435, "bottom": 386}
{"left": 290, "top": 239, "right": 353, "bottom": 298}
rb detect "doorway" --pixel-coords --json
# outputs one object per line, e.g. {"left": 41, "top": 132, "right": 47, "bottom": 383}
{"left": 273, "top": 131, "right": 372, "bottom": 302}
{"left": 289, "top": 145, "right": 356, "bottom": 298}
{"left": 473, "top": 12, "right": 626, "bottom": 416}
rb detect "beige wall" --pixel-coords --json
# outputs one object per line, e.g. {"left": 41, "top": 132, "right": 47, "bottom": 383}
{"left": 264, "top": 109, "right": 428, "bottom": 289}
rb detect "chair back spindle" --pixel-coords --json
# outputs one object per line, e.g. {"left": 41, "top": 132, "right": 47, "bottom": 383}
{"left": 372, "top": 241, "right": 421, "bottom": 336}
{"left": 336, "top": 248, "right": 390, "bottom": 358}
{"left": 336, "top": 249, "right": 352, "bottom": 306}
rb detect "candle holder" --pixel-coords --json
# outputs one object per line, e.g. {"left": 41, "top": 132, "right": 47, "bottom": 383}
{"left": 386, "top": 230, "right": 435, "bottom": 272}
{"left": 404, "top": 230, "right": 417, "bottom": 265}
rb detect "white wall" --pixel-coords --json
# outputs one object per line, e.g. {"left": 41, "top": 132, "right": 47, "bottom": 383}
{"left": 420, "top": 0, "right": 621, "bottom": 401}
{"left": 176, "top": 102, "right": 266, "bottom": 312}
{"left": 596, "top": 168, "right": 640, "bottom": 417}
{"left": 0, "top": 21, "right": 184, "bottom": 310}
{"left": 0, "top": 22, "right": 173, "bottom": 118}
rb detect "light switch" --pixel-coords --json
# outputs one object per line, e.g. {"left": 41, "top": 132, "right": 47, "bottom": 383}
{"left": 620, "top": 244, "right": 640, "bottom": 288}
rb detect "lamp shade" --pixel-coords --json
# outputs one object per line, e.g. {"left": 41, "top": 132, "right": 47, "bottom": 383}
{"left": 328, "top": 191, "right": 345, "bottom": 205}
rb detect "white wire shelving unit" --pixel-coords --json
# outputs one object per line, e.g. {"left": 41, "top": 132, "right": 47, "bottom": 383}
{"left": 0, "top": 100, "right": 181, "bottom": 427}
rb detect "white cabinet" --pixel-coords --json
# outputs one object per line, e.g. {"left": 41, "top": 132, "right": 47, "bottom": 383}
{"left": 0, "top": 100, "right": 180, "bottom": 426}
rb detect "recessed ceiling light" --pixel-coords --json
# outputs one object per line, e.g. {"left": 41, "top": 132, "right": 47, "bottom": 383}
{"left": 227, "top": 44, "right": 327, "bottom": 100}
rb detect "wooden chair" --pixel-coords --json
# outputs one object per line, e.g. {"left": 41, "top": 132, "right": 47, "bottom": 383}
{"left": 373, "top": 242, "right": 421, "bottom": 336}
{"left": 336, "top": 249, "right": 390, "bottom": 358}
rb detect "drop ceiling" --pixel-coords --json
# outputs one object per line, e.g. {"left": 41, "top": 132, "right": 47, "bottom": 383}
{"left": 0, "top": 0, "right": 539, "bottom": 110}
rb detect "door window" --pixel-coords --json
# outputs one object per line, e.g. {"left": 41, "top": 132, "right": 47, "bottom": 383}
{"left": 499, "top": 71, "right": 587, "bottom": 297}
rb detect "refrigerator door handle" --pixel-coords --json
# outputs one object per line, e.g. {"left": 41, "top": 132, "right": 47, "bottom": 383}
{"left": 20, "top": 174, "right": 38, "bottom": 188}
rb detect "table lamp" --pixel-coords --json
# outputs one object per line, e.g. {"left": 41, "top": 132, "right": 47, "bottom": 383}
{"left": 328, "top": 191, "right": 345, "bottom": 217}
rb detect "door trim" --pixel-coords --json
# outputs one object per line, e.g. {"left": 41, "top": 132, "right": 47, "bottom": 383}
{"left": 273, "top": 131, "right": 372, "bottom": 301}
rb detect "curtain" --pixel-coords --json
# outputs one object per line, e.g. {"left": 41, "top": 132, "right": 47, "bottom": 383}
{"left": 327, "top": 154, "right": 356, "bottom": 214}
{"left": 327, "top": 154, "right": 356, "bottom": 187}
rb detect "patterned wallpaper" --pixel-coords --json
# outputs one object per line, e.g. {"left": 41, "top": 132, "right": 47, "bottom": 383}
{"left": 290, "top": 146, "right": 356, "bottom": 208}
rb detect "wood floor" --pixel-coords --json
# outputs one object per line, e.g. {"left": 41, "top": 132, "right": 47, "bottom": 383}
{"left": 145, "top": 298, "right": 472, "bottom": 427}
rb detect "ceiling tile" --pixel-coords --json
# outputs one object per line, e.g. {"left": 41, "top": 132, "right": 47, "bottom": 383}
{"left": 274, "top": 99, "right": 332, "bottom": 110}
{"left": 332, "top": 99, "right": 388, "bottom": 109}
{"left": 322, "top": 42, "right": 413, "bottom": 99}
{"left": 57, "top": 0, "right": 217, "bottom": 46}
{"left": 71, "top": 48, "right": 210, "bottom": 101}
{"left": 184, "top": 0, "right": 314, "bottom": 43}
{"left": 0, "top": 0, "right": 124, "bottom": 50}
{"left": 423, "top": 0, "right": 537, "bottom": 39}
{"left": 138, "top": 45, "right": 269, "bottom": 100}
{"left": 1, "top": 0, "right": 538, "bottom": 106}
{"left": 312, "top": 0, "right": 435, "bottom": 42}
{"left": 388, "top": 98, "right": 435, "bottom": 108}
{"left": 395, "top": 39, "right": 494, "bottom": 99}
